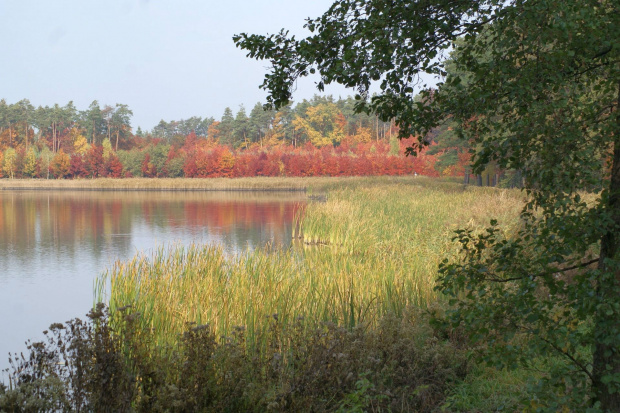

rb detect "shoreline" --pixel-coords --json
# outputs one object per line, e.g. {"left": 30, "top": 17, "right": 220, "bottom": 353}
{"left": 0, "top": 176, "right": 428, "bottom": 192}
{"left": 0, "top": 186, "right": 307, "bottom": 192}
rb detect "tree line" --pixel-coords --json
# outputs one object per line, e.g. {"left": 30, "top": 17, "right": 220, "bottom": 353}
{"left": 0, "top": 95, "right": 468, "bottom": 179}
{"left": 147, "top": 95, "right": 399, "bottom": 148}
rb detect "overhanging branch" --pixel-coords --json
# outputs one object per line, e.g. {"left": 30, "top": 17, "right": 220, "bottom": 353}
{"left": 483, "top": 258, "right": 600, "bottom": 283}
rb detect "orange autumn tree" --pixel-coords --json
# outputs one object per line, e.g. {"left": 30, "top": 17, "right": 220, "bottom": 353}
{"left": 349, "top": 126, "right": 373, "bottom": 144}
{"left": 51, "top": 150, "right": 71, "bottom": 178}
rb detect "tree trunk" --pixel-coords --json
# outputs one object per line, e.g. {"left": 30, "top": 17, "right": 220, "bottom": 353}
{"left": 592, "top": 79, "right": 620, "bottom": 411}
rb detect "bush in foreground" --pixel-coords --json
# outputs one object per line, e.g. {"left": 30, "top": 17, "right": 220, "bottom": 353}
{"left": 1, "top": 304, "right": 469, "bottom": 412}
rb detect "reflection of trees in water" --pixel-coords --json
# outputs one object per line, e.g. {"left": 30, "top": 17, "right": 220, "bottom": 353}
{"left": 0, "top": 191, "right": 303, "bottom": 269}
{"left": 218, "top": 219, "right": 295, "bottom": 253}
{"left": 0, "top": 193, "right": 133, "bottom": 264}
{"left": 180, "top": 201, "right": 298, "bottom": 251}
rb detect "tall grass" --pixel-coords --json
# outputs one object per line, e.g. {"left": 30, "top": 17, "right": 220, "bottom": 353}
{"left": 97, "top": 178, "right": 523, "bottom": 349}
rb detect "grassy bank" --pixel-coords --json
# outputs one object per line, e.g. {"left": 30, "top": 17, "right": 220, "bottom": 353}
{"left": 98, "top": 178, "right": 522, "bottom": 348}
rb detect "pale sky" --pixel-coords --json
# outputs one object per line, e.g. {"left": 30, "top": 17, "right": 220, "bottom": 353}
{"left": 0, "top": 0, "right": 357, "bottom": 130}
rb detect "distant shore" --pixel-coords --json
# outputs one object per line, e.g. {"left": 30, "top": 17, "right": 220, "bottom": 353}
{"left": 0, "top": 176, "right": 429, "bottom": 192}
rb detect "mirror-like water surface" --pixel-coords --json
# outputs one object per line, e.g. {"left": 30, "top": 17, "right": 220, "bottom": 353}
{"left": 0, "top": 190, "right": 304, "bottom": 374}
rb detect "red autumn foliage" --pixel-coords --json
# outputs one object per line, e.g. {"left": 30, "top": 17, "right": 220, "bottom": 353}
{"left": 3, "top": 131, "right": 465, "bottom": 180}
{"left": 85, "top": 145, "right": 105, "bottom": 178}
{"left": 70, "top": 155, "right": 87, "bottom": 178}
{"left": 183, "top": 154, "right": 198, "bottom": 178}
{"left": 104, "top": 153, "right": 124, "bottom": 178}
{"left": 141, "top": 153, "right": 157, "bottom": 178}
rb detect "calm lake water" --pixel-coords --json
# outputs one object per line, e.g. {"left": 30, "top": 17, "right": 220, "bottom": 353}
{"left": 0, "top": 190, "right": 305, "bottom": 375}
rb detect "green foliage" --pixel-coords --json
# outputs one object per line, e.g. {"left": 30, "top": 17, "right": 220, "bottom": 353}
{"left": 336, "top": 373, "right": 383, "bottom": 413}
{"left": 165, "top": 155, "right": 185, "bottom": 178}
{"left": 144, "top": 144, "right": 170, "bottom": 176}
{"left": 433, "top": 149, "right": 458, "bottom": 175}
{"left": 232, "top": 105, "right": 250, "bottom": 147}
{"left": 434, "top": 2, "right": 620, "bottom": 409}
{"left": 117, "top": 149, "right": 145, "bottom": 177}
{"left": 235, "top": 0, "right": 620, "bottom": 409}
{"left": 219, "top": 107, "right": 235, "bottom": 146}
{"left": 442, "top": 362, "right": 546, "bottom": 412}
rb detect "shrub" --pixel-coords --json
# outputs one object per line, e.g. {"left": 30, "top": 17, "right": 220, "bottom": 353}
{"left": 1, "top": 305, "right": 469, "bottom": 412}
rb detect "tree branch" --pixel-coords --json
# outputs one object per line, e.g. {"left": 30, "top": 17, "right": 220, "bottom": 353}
{"left": 483, "top": 258, "right": 599, "bottom": 283}
{"left": 538, "top": 336, "right": 594, "bottom": 383}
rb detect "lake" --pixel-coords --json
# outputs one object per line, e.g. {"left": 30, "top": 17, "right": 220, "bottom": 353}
{"left": 0, "top": 190, "right": 305, "bottom": 376}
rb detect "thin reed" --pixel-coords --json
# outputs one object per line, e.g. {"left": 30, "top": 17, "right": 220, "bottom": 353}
{"left": 98, "top": 178, "right": 523, "bottom": 348}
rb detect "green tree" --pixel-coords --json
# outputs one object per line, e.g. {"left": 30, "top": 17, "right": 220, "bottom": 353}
{"left": 197, "top": 117, "right": 214, "bottom": 138}
{"left": 233, "top": 105, "right": 250, "bottom": 147}
{"left": 218, "top": 107, "right": 235, "bottom": 146}
{"left": 274, "top": 103, "right": 296, "bottom": 145}
{"left": 0, "top": 99, "right": 8, "bottom": 135}
{"left": 152, "top": 120, "right": 173, "bottom": 141}
{"left": 0, "top": 100, "right": 18, "bottom": 148}
{"left": 15, "top": 99, "right": 34, "bottom": 149}
{"left": 82, "top": 101, "right": 105, "bottom": 145}
{"left": 117, "top": 149, "right": 144, "bottom": 177}
{"left": 235, "top": 0, "right": 620, "bottom": 410}
{"left": 111, "top": 104, "right": 133, "bottom": 151}
{"left": 424, "top": 120, "right": 470, "bottom": 176}
{"left": 144, "top": 143, "right": 171, "bottom": 176}
{"left": 176, "top": 116, "right": 202, "bottom": 137}
{"left": 249, "top": 102, "right": 275, "bottom": 144}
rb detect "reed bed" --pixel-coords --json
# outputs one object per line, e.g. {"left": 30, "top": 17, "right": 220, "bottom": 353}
{"left": 98, "top": 178, "right": 523, "bottom": 349}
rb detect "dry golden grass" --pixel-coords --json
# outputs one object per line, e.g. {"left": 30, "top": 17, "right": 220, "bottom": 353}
{"left": 0, "top": 176, "right": 422, "bottom": 191}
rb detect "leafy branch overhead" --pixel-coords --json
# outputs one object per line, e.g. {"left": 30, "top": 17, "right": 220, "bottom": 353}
{"left": 234, "top": 0, "right": 508, "bottom": 154}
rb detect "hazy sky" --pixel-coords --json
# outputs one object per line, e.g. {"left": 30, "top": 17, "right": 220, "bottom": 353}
{"left": 0, "top": 0, "right": 357, "bottom": 130}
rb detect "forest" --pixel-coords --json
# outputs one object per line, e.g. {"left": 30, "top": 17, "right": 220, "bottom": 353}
{"left": 0, "top": 95, "right": 468, "bottom": 180}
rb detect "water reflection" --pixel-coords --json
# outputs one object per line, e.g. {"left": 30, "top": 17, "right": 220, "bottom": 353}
{"left": 0, "top": 190, "right": 305, "bottom": 374}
